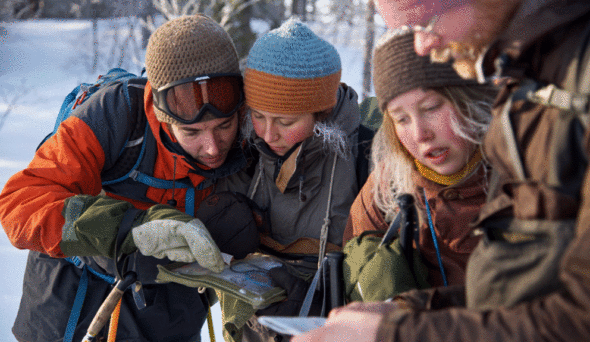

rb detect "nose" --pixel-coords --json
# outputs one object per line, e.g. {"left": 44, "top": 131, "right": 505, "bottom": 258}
{"left": 413, "top": 118, "right": 434, "bottom": 142}
{"left": 202, "top": 131, "right": 221, "bottom": 156}
{"left": 263, "top": 121, "right": 279, "bottom": 143}
{"left": 414, "top": 31, "right": 441, "bottom": 56}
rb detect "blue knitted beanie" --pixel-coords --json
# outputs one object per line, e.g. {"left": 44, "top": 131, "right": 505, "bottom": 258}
{"left": 244, "top": 18, "right": 342, "bottom": 114}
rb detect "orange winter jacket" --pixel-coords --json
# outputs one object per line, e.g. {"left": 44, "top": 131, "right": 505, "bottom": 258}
{"left": 0, "top": 81, "right": 231, "bottom": 258}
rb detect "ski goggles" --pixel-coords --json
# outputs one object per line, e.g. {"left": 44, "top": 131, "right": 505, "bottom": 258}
{"left": 152, "top": 73, "right": 244, "bottom": 124}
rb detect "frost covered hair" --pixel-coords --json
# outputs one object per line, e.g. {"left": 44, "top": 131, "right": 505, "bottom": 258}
{"left": 371, "top": 86, "right": 494, "bottom": 222}
{"left": 313, "top": 120, "right": 349, "bottom": 159}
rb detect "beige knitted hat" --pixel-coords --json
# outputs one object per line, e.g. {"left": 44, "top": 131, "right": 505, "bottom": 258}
{"left": 145, "top": 14, "right": 241, "bottom": 124}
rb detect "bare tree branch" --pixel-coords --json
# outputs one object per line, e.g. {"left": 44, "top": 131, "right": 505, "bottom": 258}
{"left": 219, "top": 0, "right": 261, "bottom": 28}
{"left": 180, "top": 0, "right": 201, "bottom": 16}
{"left": 0, "top": 80, "right": 30, "bottom": 133}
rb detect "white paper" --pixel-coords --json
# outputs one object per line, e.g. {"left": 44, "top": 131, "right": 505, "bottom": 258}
{"left": 257, "top": 316, "right": 327, "bottom": 336}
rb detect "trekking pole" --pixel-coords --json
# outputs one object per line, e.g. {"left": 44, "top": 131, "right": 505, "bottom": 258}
{"left": 397, "top": 194, "right": 417, "bottom": 275}
{"left": 81, "top": 272, "right": 137, "bottom": 342}
{"left": 326, "top": 251, "right": 345, "bottom": 311}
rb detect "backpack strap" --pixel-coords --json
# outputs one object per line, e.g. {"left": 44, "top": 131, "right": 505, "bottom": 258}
{"left": 101, "top": 78, "right": 148, "bottom": 183}
{"left": 524, "top": 21, "right": 590, "bottom": 118}
{"left": 63, "top": 256, "right": 116, "bottom": 342}
{"left": 496, "top": 21, "right": 590, "bottom": 181}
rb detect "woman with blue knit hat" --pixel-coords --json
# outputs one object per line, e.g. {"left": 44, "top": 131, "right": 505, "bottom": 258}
{"left": 237, "top": 18, "right": 365, "bottom": 342}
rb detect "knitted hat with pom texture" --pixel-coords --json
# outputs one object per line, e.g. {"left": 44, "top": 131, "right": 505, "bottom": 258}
{"left": 145, "top": 14, "right": 240, "bottom": 124}
{"left": 245, "top": 18, "right": 342, "bottom": 115}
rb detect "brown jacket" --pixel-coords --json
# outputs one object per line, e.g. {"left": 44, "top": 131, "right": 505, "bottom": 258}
{"left": 344, "top": 166, "right": 485, "bottom": 288}
{"left": 376, "top": 1, "right": 590, "bottom": 340}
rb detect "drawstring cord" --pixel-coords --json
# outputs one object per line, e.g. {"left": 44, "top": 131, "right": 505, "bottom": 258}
{"left": 317, "top": 154, "right": 338, "bottom": 268}
{"left": 248, "top": 161, "right": 264, "bottom": 200}
{"left": 423, "top": 188, "right": 448, "bottom": 286}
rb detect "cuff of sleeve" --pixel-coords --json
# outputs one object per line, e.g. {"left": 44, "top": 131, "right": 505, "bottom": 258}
{"left": 136, "top": 204, "right": 194, "bottom": 224}
{"left": 60, "top": 194, "right": 135, "bottom": 257}
{"left": 119, "top": 231, "right": 137, "bottom": 255}
{"left": 375, "top": 308, "right": 411, "bottom": 342}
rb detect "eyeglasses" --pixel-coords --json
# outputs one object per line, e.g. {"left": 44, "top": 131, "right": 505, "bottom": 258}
{"left": 152, "top": 73, "right": 244, "bottom": 125}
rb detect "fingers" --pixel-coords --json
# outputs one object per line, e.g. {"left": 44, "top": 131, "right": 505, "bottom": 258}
{"left": 132, "top": 219, "right": 224, "bottom": 272}
{"left": 328, "top": 301, "right": 400, "bottom": 320}
{"left": 156, "top": 246, "right": 194, "bottom": 263}
{"left": 182, "top": 219, "right": 224, "bottom": 272}
{"left": 292, "top": 311, "right": 383, "bottom": 342}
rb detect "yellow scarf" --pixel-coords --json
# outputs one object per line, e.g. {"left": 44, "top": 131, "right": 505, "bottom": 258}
{"left": 414, "top": 149, "right": 483, "bottom": 186}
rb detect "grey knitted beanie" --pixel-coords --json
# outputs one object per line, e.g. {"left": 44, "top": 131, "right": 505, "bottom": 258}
{"left": 373, "top": 29, "right": 481, "bottom": 114}
{"left": 145, "top": 14, "right": 241, "bottom": 124}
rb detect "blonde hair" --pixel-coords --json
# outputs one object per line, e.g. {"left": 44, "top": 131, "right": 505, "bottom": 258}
{"left": 371, "top": 85, "right": 494, "bottom": 222}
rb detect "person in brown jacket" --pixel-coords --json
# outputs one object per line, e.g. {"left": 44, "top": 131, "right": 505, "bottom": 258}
{"left": 292, "top": 0, "right": 590, "bottom": 341}
{"left": 343, "top": 28, "right": 496, "bottom": 289}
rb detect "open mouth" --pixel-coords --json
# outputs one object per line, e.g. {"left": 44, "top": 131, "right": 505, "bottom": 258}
{"left": 425, "top": 148, "right": 449, "bottom": 164}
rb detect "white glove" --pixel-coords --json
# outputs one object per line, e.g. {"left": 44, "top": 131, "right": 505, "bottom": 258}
{"left": 132, "top": 219, "right": 224, "bottom": 273}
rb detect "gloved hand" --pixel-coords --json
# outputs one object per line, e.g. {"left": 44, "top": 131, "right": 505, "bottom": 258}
{"left": 131, "top": 218, "right": 224, "bottom": 273}
{"left": 58, "top": 195, "right": 224, "bottom": 273}
{"left": 256, "top": 265, "right": 310, "bottom": 316}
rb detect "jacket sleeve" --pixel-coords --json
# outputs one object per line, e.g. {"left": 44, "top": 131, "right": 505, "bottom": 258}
{"left": 0, "top": 116, "right": 106, "bottom": 257}
{"left": 375, "top": 214, "right": 590, "bottom": 342}
{"left": 0, "top": 115, "right": 196, "bottom": 258}
{"left": 343, "top": 173, "right": 389, "bottom": 245}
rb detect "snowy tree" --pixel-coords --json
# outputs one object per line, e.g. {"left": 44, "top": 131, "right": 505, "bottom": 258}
{"left": 361, "top": 0, "right": 376, "bottom": 101}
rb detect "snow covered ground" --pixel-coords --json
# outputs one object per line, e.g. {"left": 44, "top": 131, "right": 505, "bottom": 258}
{"left": 0, "top": 17, "right": 377, "bottom": 341}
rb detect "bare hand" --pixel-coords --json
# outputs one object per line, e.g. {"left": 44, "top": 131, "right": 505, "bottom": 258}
{"left": 291, "top": 302, "right": 402, "bottom": 342}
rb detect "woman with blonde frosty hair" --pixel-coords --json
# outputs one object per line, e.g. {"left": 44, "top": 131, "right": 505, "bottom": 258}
{"left": 344, "top": 27, "right": 497, "bottom": 288}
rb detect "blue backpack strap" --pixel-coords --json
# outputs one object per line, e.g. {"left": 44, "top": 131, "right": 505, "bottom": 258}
{"left": 423, "top": 189, "right": 448, "bottom": 286}
{"left": 63, "top": 256, "right": 116, "bottom": 342}
{"left": 101, "top": 123, "right": 149, "bottom": 186}
{"left": 37, "top": 68, "right": 141, "bottom": 152}
{"left": 63, "top": 263, "right": 87, "bottom": 342}
{"left": 127, "top": 171, "right": 213, "bottom": 216}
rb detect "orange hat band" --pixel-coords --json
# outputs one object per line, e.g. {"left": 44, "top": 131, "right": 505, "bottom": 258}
{"left": 244, "top": 69, "right": 341, "bottom": 115}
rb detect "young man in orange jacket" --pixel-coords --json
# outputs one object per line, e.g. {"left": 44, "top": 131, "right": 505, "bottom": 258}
{"left": 0, "top": 14, "right": 256, "bottom": 341}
